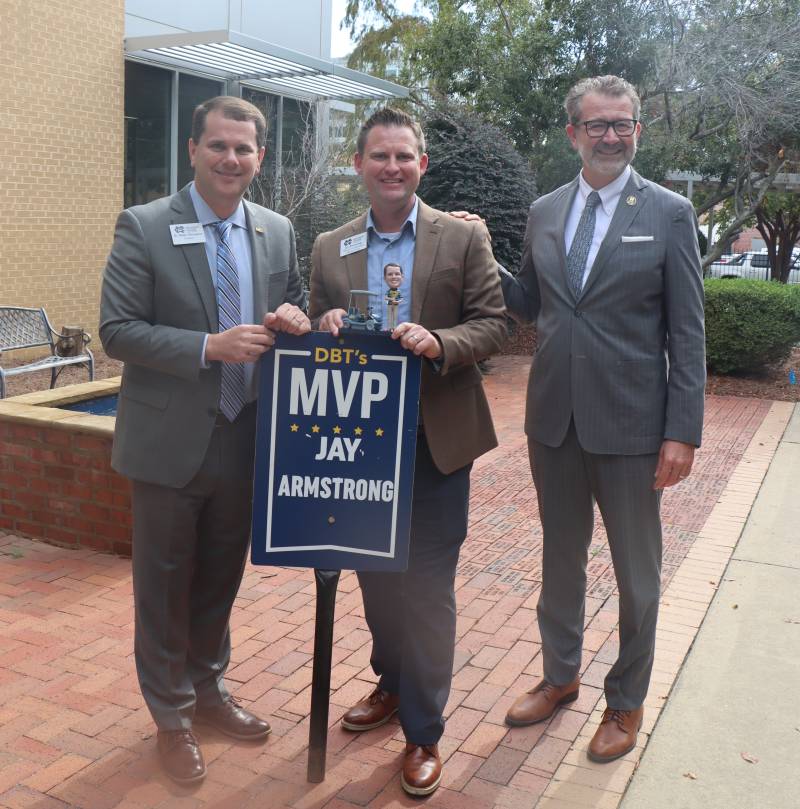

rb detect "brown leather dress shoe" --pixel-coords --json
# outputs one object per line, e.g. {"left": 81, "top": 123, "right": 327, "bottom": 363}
{"left": 401, "top": 743, "right": 442, "bottom": 796}
{"left": 505, "top": 676, "right": 580, "bottom": 726}
{"left": 588, "top": 706, "right": 643, "bottom": 763}
{"left": 157, "top": 729, "right": 206, "bottom": 784}
{"left": 194, "top": 697, "right": 271, "bottom": 741}
{"left": 341, "top": 687, "right": 399, "bottom": 731}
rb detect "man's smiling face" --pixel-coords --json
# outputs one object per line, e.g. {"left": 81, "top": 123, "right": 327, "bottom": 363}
{"left": 188, "top": 109, "right": 264, "bottom": 217}
{"left": 354, "top": 125, "right": 428, "bottom": 220}
{"left": 566, "top": 92, "right": 641, "bottom": 188}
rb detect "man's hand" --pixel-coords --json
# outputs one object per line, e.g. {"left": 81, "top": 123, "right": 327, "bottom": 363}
{"left": 448, "top": 210, "right": 486, "bottom": 225}
{"left": 206, "top": 324, "right": 275, "bottom": 364}
{"left": 653, "top": 440, "right": 695, "bottom": 489}
{"left": 265, "top": 303, "right": 311, "bottom": 335}
{"left": 318, "top": 308, "right": 347, "bottom": 337}
{"left": 392, "top": 321, "right": 442, "bottom": 359}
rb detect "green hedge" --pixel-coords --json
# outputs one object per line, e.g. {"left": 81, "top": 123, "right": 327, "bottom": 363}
{"left": 704, "top": 279, "right": 800, "bottom": 374}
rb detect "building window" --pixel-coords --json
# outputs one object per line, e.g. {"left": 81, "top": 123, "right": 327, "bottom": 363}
{"left": 241, "top": 88, "right": 280, "bottom": 207}
{"left": 177, "top": 74, "right": 224, "bottom": 190}
{"left": 124, "top": 62, "right": 171, "bottom": 207}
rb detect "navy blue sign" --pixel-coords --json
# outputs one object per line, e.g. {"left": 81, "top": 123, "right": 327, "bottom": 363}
{"left": 251, "top": 331, "right": 422, "bottom": 571}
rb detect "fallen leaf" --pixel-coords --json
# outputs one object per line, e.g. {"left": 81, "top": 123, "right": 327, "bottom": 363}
{"left": 683, "top": 772, "right": 698, "bottom": 780}
{"left": 740, "top": 752, "right": 759, "bottom": 764}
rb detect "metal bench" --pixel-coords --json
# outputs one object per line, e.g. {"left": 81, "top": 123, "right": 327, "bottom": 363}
{"left": 0, "top": 306, "right": 94, "bottom": 399}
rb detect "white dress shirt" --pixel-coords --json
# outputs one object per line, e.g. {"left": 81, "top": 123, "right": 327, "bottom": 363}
{"left": 564, "top": 166, "right": 631, "bottom": 286}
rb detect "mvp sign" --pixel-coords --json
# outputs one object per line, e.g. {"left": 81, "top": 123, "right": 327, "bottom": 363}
{"left": 251, "top": 331, "right": 422, "bottom": 571}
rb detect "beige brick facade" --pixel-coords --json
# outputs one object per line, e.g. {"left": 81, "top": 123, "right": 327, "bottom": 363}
{"left": 0, "top": 0, "right": 124, "bottom": 347}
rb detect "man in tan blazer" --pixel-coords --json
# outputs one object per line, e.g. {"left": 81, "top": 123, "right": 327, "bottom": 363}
{"left": 309, "top": 107, "right": 506, "bottom": 796}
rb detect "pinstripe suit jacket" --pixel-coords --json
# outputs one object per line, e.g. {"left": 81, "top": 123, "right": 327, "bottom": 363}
{"left": 502, "top": 170, "right": 705, "bottom": 455}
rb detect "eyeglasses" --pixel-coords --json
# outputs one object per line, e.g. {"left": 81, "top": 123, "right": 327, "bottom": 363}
{"left": 578, "top": 119, "right": 638, "bottom": 138}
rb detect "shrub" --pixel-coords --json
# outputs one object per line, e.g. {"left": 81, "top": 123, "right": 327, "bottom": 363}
{"left": 704, "top": 279, "right": 800, "bottom": 374}
{"left": 419, "top": 105, "right": 537, "bottom": 272}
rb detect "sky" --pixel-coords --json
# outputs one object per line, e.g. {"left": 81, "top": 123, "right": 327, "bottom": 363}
{"left": 330, "top": 0, "right": 418, "bottom": 59}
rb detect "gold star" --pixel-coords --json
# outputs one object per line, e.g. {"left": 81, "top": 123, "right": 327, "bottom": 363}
{"left": 354, "top": 426, "right": 363, "bottom": 436}
{"left": 333, "top": 425, "right": 342, "bottom": 434}
{"left": 290, "top": 424, "right": 299, "bottom": 432}
{"left": 375, "top": 427, "right": 384, "bottom": 437}
{"left": 311, "top": 424, "right": 320, "bottom": 433}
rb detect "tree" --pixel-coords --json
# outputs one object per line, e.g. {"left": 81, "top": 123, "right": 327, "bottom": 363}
{"left": 418, "top": 105, "right": 537, "bottom": 270}
{"left": 755, "top": 193, "right": 800, "bottom": 283}
{"left": 248, "top": 104, "right": 366, "bottom": 281}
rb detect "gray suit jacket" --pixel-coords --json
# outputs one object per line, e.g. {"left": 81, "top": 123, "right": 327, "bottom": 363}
{"left": 502, "top": 170, "right": 705, "bottom": 455}
{"left": 100, "top": 186, "right": 305, "bottom": 487}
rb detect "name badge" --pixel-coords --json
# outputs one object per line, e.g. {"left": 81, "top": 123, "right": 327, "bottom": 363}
{"left": 170, "top": 223, "right": 206, "bottom": 245}
{"left": 340, "top": 232, "right": 368, "bottom": 257}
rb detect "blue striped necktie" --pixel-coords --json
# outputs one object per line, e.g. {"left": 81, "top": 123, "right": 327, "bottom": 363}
{"left": 215, "top": 221, "right": 246, "bottom": 422}
{"left": 567, "top": 190, "right": 601, "bottom": 296}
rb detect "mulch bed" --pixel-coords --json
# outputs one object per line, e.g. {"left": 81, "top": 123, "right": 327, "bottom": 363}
{"left": 501, "top": 324, "right": 800, "bottom": 402}
{"left": 3, "top": 331, "right": 799, "bottom": 402}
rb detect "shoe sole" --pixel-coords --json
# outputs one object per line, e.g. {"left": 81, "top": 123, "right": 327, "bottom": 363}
{"left": 401, "top": 771, "right": 442, "bottom": 796}
{"left": 586, "top": 719, "right": 643, "bottom": 763}
{"left": 505, "top": 689, "right": 579, "bottom": 727}
{"left": 341, "top": 707, "right": 399, "bottom": 732}
{"left": 193, "top": 718, "right": 272, "bottom": 742}
{"left": 161, "top": 766, "right": 207, "bottom": 785}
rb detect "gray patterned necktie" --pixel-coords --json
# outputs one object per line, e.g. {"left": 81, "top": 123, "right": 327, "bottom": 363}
{"left": 215, "top": 221, "right": 246, "bottom": 422}
{"left": 567, "top": 191, "right": 601, "bottom": 296}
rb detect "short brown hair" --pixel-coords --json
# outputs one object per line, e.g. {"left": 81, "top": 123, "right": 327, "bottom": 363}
{"left": 191, "top": 96, "right": 268, "bottom": 149}
{"left": 564, "top": 76, "right": 641, "bottom": 124}
{"left": 356, "top": 107, "right": 426, "bottom": 156}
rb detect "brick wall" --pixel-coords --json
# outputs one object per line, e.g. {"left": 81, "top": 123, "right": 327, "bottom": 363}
{"left": 0, "top": 1, "right": 125, "bottom": 346}
{"left": 0, "top": 420, "right": 132, "bottom": 555}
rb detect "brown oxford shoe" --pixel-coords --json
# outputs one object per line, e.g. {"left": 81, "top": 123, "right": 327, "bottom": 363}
{"left": 401, "top": 743, "right": 442, "bottom": 796}
{"left": 194, "top": 697, "right": 271, "bottom": 741}
{"left": 588, "top": 706, "right": 643, "bottom": 763}
{"left": 341, "top": 687, "right": 399, "bottom": 731}
{"left": 505, "top": 676, "right": 580, "bottom": 726}
{"left": 157, "top": 729, "right": 206, "bottom": 784}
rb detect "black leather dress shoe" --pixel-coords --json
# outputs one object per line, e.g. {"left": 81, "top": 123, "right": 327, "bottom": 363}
{"left": 157, "top": 729, "right": 206, "bottom": 784}
{"left": 194, "top": 697, "right": 271, "bottom": 741}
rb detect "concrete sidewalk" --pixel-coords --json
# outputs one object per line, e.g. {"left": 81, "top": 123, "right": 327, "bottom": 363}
{"left": 621, "top": 404, "right": 800, "bottom": 809}
{"left": 0, "top": 356, "right": 795, "bottom": 808}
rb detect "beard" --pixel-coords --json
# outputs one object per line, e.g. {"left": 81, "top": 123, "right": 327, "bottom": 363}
{"left": 579, "top": 138, "right": 637, "bottom": 178}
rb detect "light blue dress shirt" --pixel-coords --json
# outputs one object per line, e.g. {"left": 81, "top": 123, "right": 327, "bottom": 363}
{"left": 190, "top": 182, "right": 258, "bottom": 401}
{"left": 366, "top": 198, "right": 418, "bottom": 327}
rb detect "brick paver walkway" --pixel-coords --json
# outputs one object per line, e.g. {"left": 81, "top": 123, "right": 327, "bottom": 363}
{"left": 0, "top": 356, "right": 789, "bottom": 808}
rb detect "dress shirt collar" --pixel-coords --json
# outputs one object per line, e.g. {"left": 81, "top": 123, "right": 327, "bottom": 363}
{"left": 366, "top": 196, "right": 419, "bottom": 238}
{"left": 189, "top": 182, "right": 247, "bottom": 230}
{"left": 577, "top": 165, "right": 631, "bottom": 217}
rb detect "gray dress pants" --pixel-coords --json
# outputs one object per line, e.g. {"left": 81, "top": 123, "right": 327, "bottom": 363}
{"left": 530, "top": 421, "right": 662, "bottom": 709}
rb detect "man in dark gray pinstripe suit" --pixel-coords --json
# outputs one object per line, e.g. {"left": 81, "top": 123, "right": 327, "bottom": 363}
{"left": 500, "top": 75, "right": 705, "bottom": 762}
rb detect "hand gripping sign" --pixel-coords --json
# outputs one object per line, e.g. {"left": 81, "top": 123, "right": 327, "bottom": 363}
{"left": 251, "top": 330, "right": 422, "bottom": 572}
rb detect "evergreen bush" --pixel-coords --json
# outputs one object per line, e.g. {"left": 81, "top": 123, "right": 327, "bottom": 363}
{"left": 704, "top": 279, "right": 800, "bottom": 374}
{"left": 419, "top": 106, "right": 537, "bottom": 272}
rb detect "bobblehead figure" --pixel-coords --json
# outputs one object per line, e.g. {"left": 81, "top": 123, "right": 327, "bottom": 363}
{"left": 384, "top": 262, "right": 404, "bottom": 330}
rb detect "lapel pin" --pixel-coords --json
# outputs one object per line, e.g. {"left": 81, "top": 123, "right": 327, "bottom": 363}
{"left": 626, "top": 195, "right": 637, "bottom": 206}
{"left": 255, "top": 226, "right": 264, "bottom": 234}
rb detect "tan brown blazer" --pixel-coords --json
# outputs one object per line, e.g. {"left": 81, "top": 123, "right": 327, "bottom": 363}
{"left": 309, "top": 200, "right": 507, "bottom": 474}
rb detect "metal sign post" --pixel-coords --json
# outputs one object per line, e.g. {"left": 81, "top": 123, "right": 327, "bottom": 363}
{"left": 251, "top": 331, "right": 421, "bottom": 781}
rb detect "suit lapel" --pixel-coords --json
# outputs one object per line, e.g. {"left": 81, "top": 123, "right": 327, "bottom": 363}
{"left": 343, "top": 213, "right": 369, "bottom": 292}
{"left": 555, "top": 178, "right": 580, "bottom": 296}
{"left": 171, "top": 189, "right": 218, "bottom": 331}
{"left": 244, "top": 201, "right": 269, "bottom": 321}
{"left": 580, "top": 171, "right": 648, "bottom": 298}
{"left": 411, "top": 202, "right": 443, "bottom": 323}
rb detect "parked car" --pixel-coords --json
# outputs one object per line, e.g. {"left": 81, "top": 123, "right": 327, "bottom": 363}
{"left": 706, "top": 250, "right": 800, "bottom": 284}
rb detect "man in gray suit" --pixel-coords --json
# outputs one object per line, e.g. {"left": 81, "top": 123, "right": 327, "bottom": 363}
{"left": 501, "top": 75, "right": 705, "bottom": 762}
{"left": 100, "top": 96, "right": 309, "bottom": 783}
